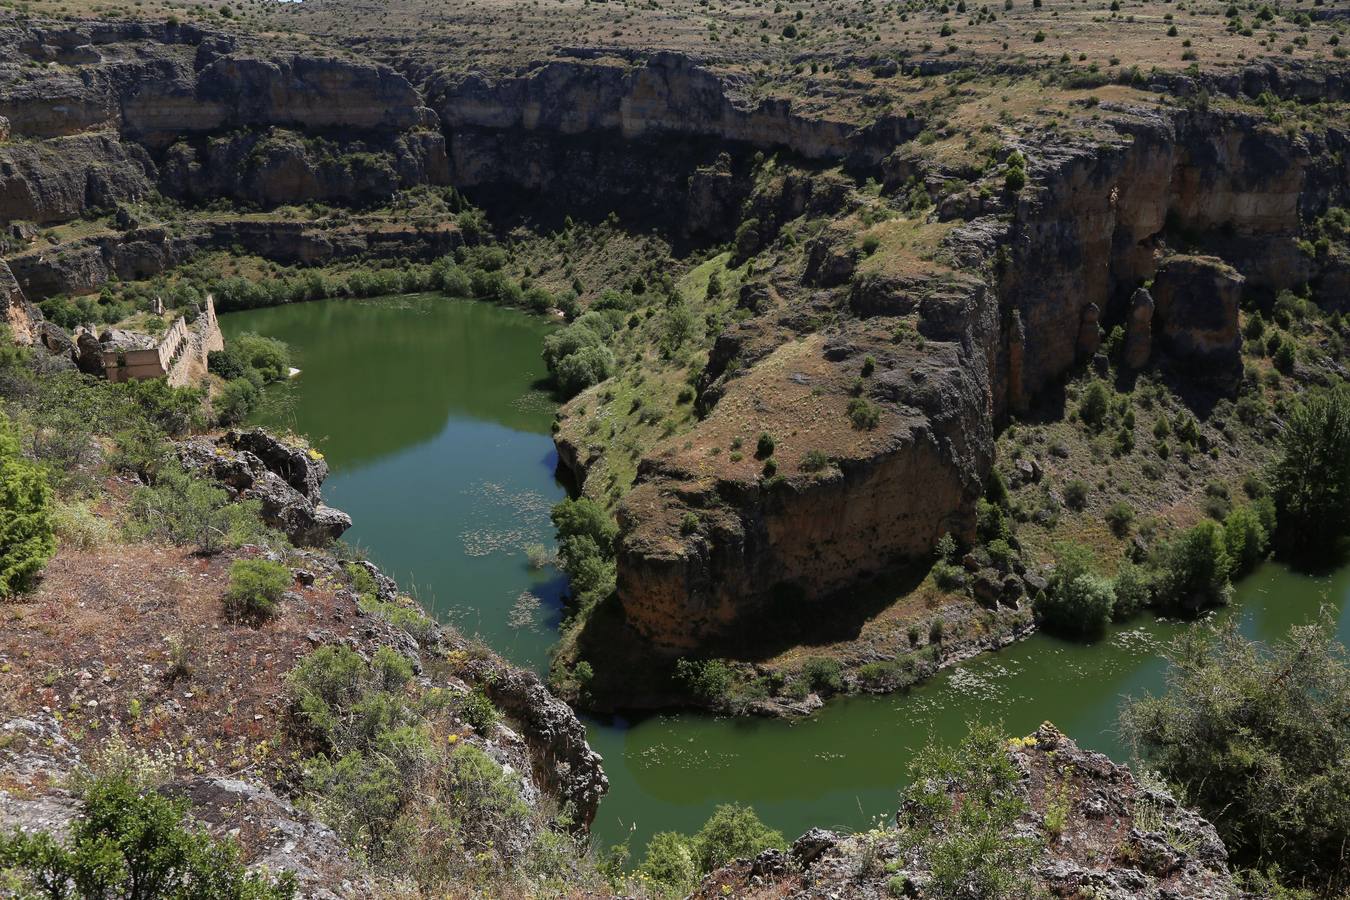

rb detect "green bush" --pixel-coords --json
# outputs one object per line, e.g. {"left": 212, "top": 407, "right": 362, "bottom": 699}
{"left": 454, "top": 688, "right": 500, "bottom": 734}
{"left": 1078, "top": 380, "right": 1110, "bottom": 431}
{"left": 755, "top": 432, "right": 776, "bottom": 459}
{"left": 125, "top": 467, "right": 272, "bottom": 554}
{"left": 1036, "top": 542, "right": 1114, "bottom": 637}
{"left": 223, "top": 557, "right": 292, "bottom": 622}
{"left": 551, "top": 496, "right": 618, "bottom": 609}
{"left": 1121, "top": 617, "right": 1350, "bottom": 893}
{"left": 1111, "top": 561, "right": 1152, "bottom": 620}
{"left": 543, "top": 321, "right": 615, "bottom": 398}
{"left": 1270, "top": 385, "right": 1350, "bottom": 557}
{"left": 210, "top": 332, "right": 291, "bottom": 386}
{"left": 900, "top": 723, "right": 1039, "bottom": 899}
{"left": 215, "top": 377, "right": 261, "bottom": 425}
{"left": 553, "top": 344, "right": 615, "bottom": 397}
{"left": 847, "top": 397, "right": 881, "bottom": 430}
{"left": 1105, "top": 500, "right": 1134, "bottom": 536}
{"left": 1063, "top": 479, "right": 1090, "bottom": 510}
{"left": 674, "top": 657, "right": 734, "bottom": 702}
{"left": 1222, "top": 503, "right": 1270, "bottom": 576}
{"left": 690, "top": 803, "right": 785, "bottom": 872}
{"left": 636, "top": 832, "right": 699, "bottom": 896}
{"left": 0, "top": 411, "right": 56, "bottom": 597}
{"left": 802, "top": 657, "right": 845, "bottom": 693}
{"left": 1157, "top": 520, "right": 1233, "bottom": 614}
{"left": 0, "top": 773, "right": 295, "bottom": 899}
{"left": 288, "top": 645, "right": 417, "bottom": 749}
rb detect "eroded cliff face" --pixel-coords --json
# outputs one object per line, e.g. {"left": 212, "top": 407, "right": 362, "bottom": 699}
{"left": 999, "top": 105, "right": 1344, "bottom": 411}
{"left": 605, "top": 103, "right": 1347, "bottom": 660}
{"left": 614, "top": 275, "right": 997, "bottom": 650}
{"left": 430, "top": 53, "right": 919, "bottom": 165}
{"left": 0, "top": 19, "right": 441, "bottom": 224}
{"left": 7, "top": 219, "right": 463, "bottom": 300}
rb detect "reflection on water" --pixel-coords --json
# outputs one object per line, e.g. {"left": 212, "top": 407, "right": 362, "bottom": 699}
{"left": 222, "top": 295, "right": 566, "bottom": 669}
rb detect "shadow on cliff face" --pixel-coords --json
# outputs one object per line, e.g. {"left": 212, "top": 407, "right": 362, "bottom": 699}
{"left": 568, "top": 564, "right": 932, "bottom": 711}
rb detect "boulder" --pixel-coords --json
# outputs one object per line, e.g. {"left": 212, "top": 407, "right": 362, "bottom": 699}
{"left": 791, "top": 828, "right": 840, "bottom": 868}
{"left": 972, "top": 569, "right": 1002, "bottom": 606}
{"left": 1151, "top": 255, "right": 1243, "bottom": 388}
{"left": 223, "top": 428, "right": 328, "bottom": 500}
{"left": 0, "top": 115, "right": 9, "bottom": 142}
{"left": 177, "top": 431, "right": 349, "bottom": 546}
{"left": 1123, "top": 287, "right": 1155, "bottom": 369}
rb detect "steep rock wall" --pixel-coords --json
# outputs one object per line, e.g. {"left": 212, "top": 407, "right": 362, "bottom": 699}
{"left": 0, "top": 132, "right": 153, "bottom": 224}
{"left": 430, "top": 53, "right": 921, "bottom": 166}
{"left": 7, "top": 219, "right": 463, "bottom": 299}
{"left": 1000, "top": 107, "right": 1345, "bottom": 411}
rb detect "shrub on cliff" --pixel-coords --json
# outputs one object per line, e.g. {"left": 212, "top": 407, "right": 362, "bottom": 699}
{"left": 0, "top": 772, "right": 295, "bottom": 899}
{"left": 0, "top": 412, "right": 55, "bottom": 597}
{"left": 215, "top": 377, "right": 261, "bottom": 425}
{"left": 543, "top": 322, "right": 615, "bottom": 398}
{"left": 1121, "top": 616, "right": 1350, "bottom": 893}
{"left": 900, "top": 723, "right": 1039, "bottom": 899}
{"left": 636, "top": 832, "right": 699, "bottom": 896}
{"left": 224, "top": 557, "right": 292, "bottom": 622}
{"left": 1077, "top": 380, "right": 1110, "bottom": 431}
{"left": 1270, "top": 384, "right": 1350, "bottom": 558}
{"left": 551, "top": 497, "right": 618, "bottom": 608}
{"left": 125, "top": 467, "right": 271, "bottom": 554}
{"left": 210, "top": 332, "right": 291, "bottom": 386}
{"left": 674, "top": 657, "right": 733, "bottom": 702}
{"left": 638, "top": 804, "right": 784, "bottom": 895}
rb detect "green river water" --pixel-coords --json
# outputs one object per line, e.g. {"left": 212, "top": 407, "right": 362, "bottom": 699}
{"left": 223, "top": 294, "right": 1350, "bottom": 856}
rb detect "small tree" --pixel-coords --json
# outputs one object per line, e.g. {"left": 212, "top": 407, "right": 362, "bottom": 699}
{"left": 1157, "top": 520, "right": 1233, "bottom": 613}
{"left": 1121, "top": 617, "right": 1350, "bottom": 893}
{"left": 0, "top": 410, "right": 56, "bottom": 596}
{"left": 1270, "top": 385, "right": 1350, "bottom": 557}
{"left": 1078, "top": 381, "right": 1110, "bottom": 431}
{"left": 900, "top": 724, "right": 1040, "bottom": 899}
{"left": 1036, "top": 542, "right": 1114, "bottom": 637}
{"left": 0, "top": 774, "right": 295, "bottom": 899}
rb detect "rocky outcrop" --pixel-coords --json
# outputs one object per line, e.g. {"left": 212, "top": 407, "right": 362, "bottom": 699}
{"left": 0, "top": 714, "right": 372, "bottom": 898}
{"left": 122, "top": 53, "right": 431, "bottom": 149}
{"left": 693, "top": 723, "right": 1238, "bottom": 900}
{"left": 0, "top": 132, "right": 153, "bottom": 225}
{"left": 615, "top": 287, "right": 996, "bottom": 651}
{"left": 178, "top": 429, "right": 352, "bottom": 546}
{"left": 1150, "top": 255, "right": 1243, "bottom": 386}
{"left": 1123, "top": 287, "right": 1155, "bottom": 369}
{"left": 0, "top": 20, "right": 441, "bottom": 218}
{"left": 461, "top": 654, "right": 609, "bottom": 830}
{"left": 7, "top": 218, "right": 463, "bottom": 300}
{"left": 999, "top": 107, "right": 1330, "bottom": 411}
{"left": 157, "top": 128, "right": 449, "bottom": 208}
{"left": 431, "top": 53, "right": 920, "bottom": 166}
{"left": 1, "top": 257, "right": 40, "bottom": 345}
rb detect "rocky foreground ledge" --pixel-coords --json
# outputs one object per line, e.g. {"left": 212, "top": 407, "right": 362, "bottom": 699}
{"left": 0, "top": 427, "right": 607, "bottom": 895}
{"left": 693, "top": 724, "right": 1238, "bottom": 900}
